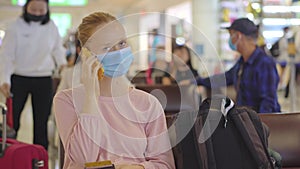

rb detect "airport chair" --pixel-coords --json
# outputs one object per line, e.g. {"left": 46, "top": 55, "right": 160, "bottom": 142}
{"left": 259, "top": 112, "right": 300, "bottom": 169}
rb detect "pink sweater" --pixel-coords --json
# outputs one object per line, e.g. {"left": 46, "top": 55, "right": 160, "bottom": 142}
{"left": 53, "top": 86, "right": 175, "bottom": 169}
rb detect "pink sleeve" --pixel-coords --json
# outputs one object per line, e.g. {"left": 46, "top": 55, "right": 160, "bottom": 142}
{"left": 53, "top": 90, "right": 100, "bottom": 165}
{"left": 140, "top": 100, "right": 176, "bottom": 169}
{"left": 53, "top": 90, "right": 78, "bottom": 146}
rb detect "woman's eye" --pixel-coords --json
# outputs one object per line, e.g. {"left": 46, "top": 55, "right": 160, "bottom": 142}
{"left": 103, "top": 47, "right": 111, "bottom": 52}
{"left": 119, "top": 41, "right": 127, "bottom": 47}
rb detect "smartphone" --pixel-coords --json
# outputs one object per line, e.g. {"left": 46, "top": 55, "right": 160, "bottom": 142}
{"left": 81, "top": 47, "right": 104, "bottom": 80}
{"left": 84, "top": 161, "right": 115, "bottom": 169}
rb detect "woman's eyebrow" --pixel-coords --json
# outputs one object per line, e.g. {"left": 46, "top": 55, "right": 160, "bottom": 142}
{"left": 107, "top": 39, "right": 126, "bottom": 46}
{"left": 115, "top": 38, "right": 127, "bottom": 43}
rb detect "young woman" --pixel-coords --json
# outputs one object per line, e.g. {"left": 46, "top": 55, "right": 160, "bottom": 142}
{"left": 0, "top": 0, "right": 66, "bottom": 150}
{"left": 163, "top": 45, "right": 199, "bottom": 85}
{"left": 53, "top": 12, "right": 175, "bottom": 169}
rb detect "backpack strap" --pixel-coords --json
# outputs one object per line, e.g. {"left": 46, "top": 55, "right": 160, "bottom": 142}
{"left": 193, "top": 115, "right": 209, "bottom": 169}
{"left": 245, "top": 108, "right": 275, "bottom": 169}
{"left": 203, "top": 121, "right": 217, "bottom": 169}
{"left": 197, "top": 95, "right": 227, "bottom": 169}
{"left": 231, "top": 108, "right": 274, "bottom": 169}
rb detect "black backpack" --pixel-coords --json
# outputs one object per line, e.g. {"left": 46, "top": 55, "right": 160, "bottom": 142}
{"left": 174, "top": 95, "right": 275, "bottom": 169}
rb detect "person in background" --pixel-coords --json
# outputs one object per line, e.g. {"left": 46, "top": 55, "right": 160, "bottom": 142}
{"left": 294, "top": 25, "right": 300, "bottom": 59}
{"left": 183, "top": 18, "right": 281, "bottom": 113}
{"left": 293, "top": 26, "right": 300, "bottom": 86}
{"left": 53, "top": 11, "right": 175, "bottom": 169}
{"left": 0, "top": 0, "right": 66, "bottom": 150}
{"left": 163, "top": 45, "right": 199, "bottom": 85}
{"left": 256, "top": 24, "right": 271, "bottom": 56}
{"left": 278, "top": 27, "right": 290, "bottom": 63}
{"left": 146, "top": 28, "right": 160, "bottom": 84}
{"left": 277, "top": 27, "right": 291, "bottom": 94}
{"left": 65, "top": 52, "right": 76, "bottom": 67}
{"left": 56, "top": 32, "right": 81, "bottom": 92}
{"left": 48, "top": 32, "right": 81, "bottom": 154}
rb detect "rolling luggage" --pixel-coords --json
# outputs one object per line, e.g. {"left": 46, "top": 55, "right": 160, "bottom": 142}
{"left": 0, "top": 123, "right": 16, "bottom": 139}
{"left": 0, "top": 102, "right": 49, "bottom": 169}
{"left": 6, "top": 96, "right": 14, "bottom": 128}
{"left": 0, "top": 96, "right": 16, "bottom": 139}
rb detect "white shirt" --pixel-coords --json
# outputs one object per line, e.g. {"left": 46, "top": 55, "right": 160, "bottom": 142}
{"left": 278, "top": 36, "right": 289, "bottom": 62}
{"left": 0, "top": 17, "right": 67, "bottom": 85}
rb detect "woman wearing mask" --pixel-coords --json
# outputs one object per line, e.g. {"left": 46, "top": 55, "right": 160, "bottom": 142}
{"left": 53, "top": 12, "right": 175, "bottom": 169}
{"left": 163, "top": 45, "right": 199, "bottom": 85}
{"left": 57, "top": 32, "right": 82, "bottom": 92}
{"left": 0, "top": 0, "right": 66, "bottom": 150}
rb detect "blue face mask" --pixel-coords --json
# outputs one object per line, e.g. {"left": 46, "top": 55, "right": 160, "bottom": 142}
{"left": 96, "top": 47, "right": 134, "bottom": 77}
{"left": 228, "top": 38, "right": 237, "bottom": 51}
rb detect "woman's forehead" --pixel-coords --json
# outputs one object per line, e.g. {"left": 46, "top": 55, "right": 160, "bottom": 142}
{"left": 28, "top": 0, "right": 47, "bottom": 8}
{"left": 87, "top": 21, "right": 126, "bottom": 44}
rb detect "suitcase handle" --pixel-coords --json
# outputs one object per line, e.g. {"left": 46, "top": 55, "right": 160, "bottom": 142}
{"left": 0, "top": 102, "right": 7, "bottom": 154}
{"left": 32, "top": 159, "right": 44, "bottom": 169}
{"left": 6, "top": 97, "right": 13, "bottom": 128}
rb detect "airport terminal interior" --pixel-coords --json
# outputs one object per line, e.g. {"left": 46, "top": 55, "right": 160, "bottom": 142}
{"left": 0, "top": 0, "right": 300, "bottom": 169}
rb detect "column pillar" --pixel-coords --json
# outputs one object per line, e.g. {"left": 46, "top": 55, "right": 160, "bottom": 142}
{"left": 192, "top": 0, "right": 220, "bottom": 76}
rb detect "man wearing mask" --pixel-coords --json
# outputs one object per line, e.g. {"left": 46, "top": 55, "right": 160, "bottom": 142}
{"left": 0, "top": 0, "right": 66, "bottom": 150}
{"left": 194, "top": 18, "right": 281, "bottom": 113}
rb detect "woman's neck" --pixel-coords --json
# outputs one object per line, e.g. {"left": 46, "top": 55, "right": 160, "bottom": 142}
{"left": 99, "top": 76, "right": 132, "bottom": 97}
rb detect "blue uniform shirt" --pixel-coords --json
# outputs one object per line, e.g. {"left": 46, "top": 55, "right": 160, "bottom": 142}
{"left": 196, "top": 47, "right": 281, "bottom": 113}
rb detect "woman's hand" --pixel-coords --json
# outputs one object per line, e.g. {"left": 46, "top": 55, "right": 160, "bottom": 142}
{"left": 81, "top": 51, "right": 102, "bottom": 114}
{"left": 81, "top": 54, "right": 101, "bottom": 96}
{"left": 0, "top": 83, "right": 10, "bottom": 98}
{"left": 115, "top": 164, "right": 145, "bottom": 169}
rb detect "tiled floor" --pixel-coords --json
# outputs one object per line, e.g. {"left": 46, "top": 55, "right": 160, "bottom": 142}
{"left": 15, "top": 83, "right": 300, "bottom": 169}
{"left": 277, "top": 85, "right": 300, "bottom": 112}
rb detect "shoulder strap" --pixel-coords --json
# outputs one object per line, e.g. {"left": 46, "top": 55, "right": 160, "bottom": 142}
{"left": 231, "top": 107, "right": 274, "bottom": 169}
{"left": 245, "top": 108, "right": 275, "bottom": 169}
{"left": 244, "top": 108, "right": 268, "bottom": 145}
{"left": 197, "top": 97, "right": 221, "bottom": 169}
{"left": 196, "top": 95, "right": 233, "bottom": 169}
{"left": 194, "top": 113, "right": 220, "bottom": 169}
{"left": 193, "top": 115, "right": 209, "bottom": 169}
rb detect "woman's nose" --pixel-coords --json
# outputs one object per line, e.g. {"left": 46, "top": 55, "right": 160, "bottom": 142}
{"left": 31, "top": 11, "right": 43, "bottom": 16}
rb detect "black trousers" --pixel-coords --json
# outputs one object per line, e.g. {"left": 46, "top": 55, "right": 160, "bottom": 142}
{"left": 11, "top": 75, "right": 53, "bottom": 150}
